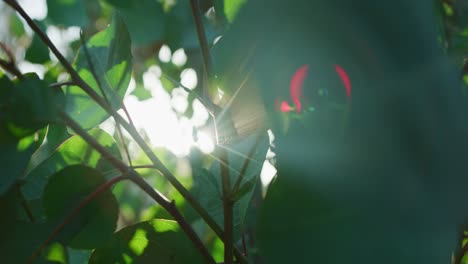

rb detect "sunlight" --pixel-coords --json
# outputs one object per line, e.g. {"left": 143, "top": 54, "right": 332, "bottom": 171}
{"left": 18, "top": 0, "right": 47, "bottom": 20}
{"left": 100, "top": 64, "right": 214, "bottom": 157}
{"left": 195, "top": 130, "right": 215, "bottom": 153}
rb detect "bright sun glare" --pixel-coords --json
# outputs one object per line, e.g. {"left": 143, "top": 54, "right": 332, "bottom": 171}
{"left": 3, "top": 0, "right": 276, "bottom": 185}
{"left": 100, "top": 60, "right": 215, "bottom": 158}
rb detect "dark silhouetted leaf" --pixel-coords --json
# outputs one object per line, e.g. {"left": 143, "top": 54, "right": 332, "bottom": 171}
{"left": 26, "top": 33, "right": 50, "bottom": 64}
{"left": 0, "top": 74, "right": 64, "bottom": 136}
{"left": 89, "top": 219, "right": 205, "bottom": 264}
{"left": 43, "top": 165, "right": 119, "bottom": 249}
{"left": 46, "top": 0, "right": 88, "bottom": 27}
{"left": 104, "top": 0, "right": 165, "bottom": 45}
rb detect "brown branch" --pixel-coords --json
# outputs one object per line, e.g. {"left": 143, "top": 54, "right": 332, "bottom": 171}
{"left": 20, "top": 190, "right": 35, "bottom": 223}
{"left": 3, "top": 0, "right": 222, "bottom": 245}
{"left": 80, "top": 32, "right": 133, "bottom": 167}
{"left": 61, "top": 111, "right": 129, "bottom": 173}
{"left": 5, "top": 1, "right": 245, "bottom": 262}
{"left": 61, "top": 112, "right": 214, "bottom": 263}
{"left": 128, "top": 174, "right": 216, "bottom": 264}
{"left": 189, "top": 0, "right": 216, "bottom": 104}
{"left": 0, "top": 58, "right": 23, "bottom": 79}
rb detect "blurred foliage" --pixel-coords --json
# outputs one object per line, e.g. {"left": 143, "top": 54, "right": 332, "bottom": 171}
{"left": 1, "top": 0, "right": 468, "bottom": 263}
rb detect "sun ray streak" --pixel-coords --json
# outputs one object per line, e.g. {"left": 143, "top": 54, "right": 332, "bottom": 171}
{"left": 215, "top": 70, "right": 252, "bottom": 128}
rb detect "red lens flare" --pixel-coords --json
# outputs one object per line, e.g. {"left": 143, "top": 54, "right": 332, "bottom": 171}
{"left": 289, "top": 64, "right": 309, "bottom": 113}
{"left": 335, "top": 64, "right": 351, "bottom": 98}
{"left": 276, "top": 64, "right": 351, "bottom": 113}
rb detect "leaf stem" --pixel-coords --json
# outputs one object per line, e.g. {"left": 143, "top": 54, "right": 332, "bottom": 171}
{"left": 61, "top": 112, "right": 215, "bottom": 263}
{"left": 26, "top": 174, "right": 130, "bottom": 264}
{"left": 189, "top": 0, "right": 215, "bottom": 81}
{"left": 3, "top": 0, "right": 226, "bottom": 252}
{"left": 80, "top": 32, "right": 133, "bottom": 167}
{"left": 219, "top": 148, "right": 234, "bottom": 264}
{"left": 6, "top": 1, "right": 245, "bottom": 262}
{"left": 231, "top": 134, "right": 264, "bottom": 197}
{"left": 128, "top": 174, "right": 216, "bottom": 264}
{"left": 20, "top": 190, "right": 35, "bottom": 223}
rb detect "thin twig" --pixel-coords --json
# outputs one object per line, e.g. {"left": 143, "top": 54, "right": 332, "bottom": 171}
{"left": 61, "top": 112, "right": 215, "bottom": 263}
{"left": 20, "top": 190, "right": 35, "bottom": 223}
{"left": 219, "top": 147, "right": 233, "bottom": 264}
{"left": 0, "top": 58, "right": 23, "bottom": 78}
{"left": 26, "top": 175, "right": 130, "bottom": 264}
{"left": 61, "top": 111, "right": 129, "bottom": 173}
{"left": 3, "top": 1, "right": 226, "bottom": 250}
{"left": 5, "top": 1, "right": 246, "bottom": 262}
{"left": 162, "top": 72, "right": 219, "bottom": 116}
{"left": 80, "top": 32, "right": 133, "bottom": 166}
{"left": 189, "top": 0, "right": 216, "bottom": 104}
{"left": 230, "top": 133, "right": 264, "bottom": 197}
{"left": 189, "top": 1, "right": 247, "bottom": 262}
{"left": 48, "top": 81, "right": 76, "bottom": 88}
{"left": 128, "top": 174, "right": 216, "bottom": 264}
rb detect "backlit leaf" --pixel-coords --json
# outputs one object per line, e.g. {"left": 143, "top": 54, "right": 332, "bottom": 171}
{"left": 89, "top": 219, "right": 205, "bottom": 263}
{"left": 65, "top": 13, "right": 132, "bottom": 129}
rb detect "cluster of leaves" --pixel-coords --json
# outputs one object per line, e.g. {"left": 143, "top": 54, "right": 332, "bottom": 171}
{"left": 0, "top": 0, "right": 270, "bottom": 263}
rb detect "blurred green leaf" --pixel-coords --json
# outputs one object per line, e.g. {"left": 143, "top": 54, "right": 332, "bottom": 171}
{"left": 46, "top": 0, "right": 88, "bottom": 27}
{"left": 104, "top": 0, "right": 165, "bottom": 45}
{"left": 43, "top": 165, "right": 119, "bottom": 249}
{"left": 0, "top": 74, "right": 65, "bottom": 136}
{"left": 25, "top": 33, "right": 50, "bottom": 64}
{"left": 22, "top": 128, "right": 122, "bottom": 200}
{"left": 65, "top": 13, "right": 132, "bottom": 129}
{"left": 224, "top": 0, "right": 247, "bottom": 23}
{"left": 89, "top": 219, "right": 205, "bottom": 263}
{"left": 131, "top": 83, "right": 152, "bottom": 101}
{"left": 45, "top": 242, "right": 68, "bottom": 264}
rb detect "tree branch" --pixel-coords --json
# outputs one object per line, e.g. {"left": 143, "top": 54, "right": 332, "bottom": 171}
{"left": 3, "top": 1, "right": 227, "bottom": 252}
{"left": 61, "top": 112, "right": 215, "bottom": 263}
{"left": 128, "top": 174, "right": 216, "bottom": 264}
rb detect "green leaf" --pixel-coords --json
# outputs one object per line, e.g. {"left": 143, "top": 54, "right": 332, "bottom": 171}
{"left": 43, "top": 165, "right": 119, "bottom": 249}
{"left": 0, "top": 187, "right": 54, "bottom": 263}
{"left": 0, "top": 140, "right": 34, "bottom": 194}
{"left": 105, "top": 0, "right": 166, "bottom": 45}
{"left": 131, "top": 82, "right": 152, "bottom": 101}
{"left": 46, "top": 0, "right": 88, "bottom": 27}
{"left": 224, "top": 0, "right": 248, "bottom": 23}
{"left": 0, "top": 74, "right": 65, "bottom": 136}
{"left": 25, "top": 33, "right": 50, "bottom": 64}
{"left": 22, "top": 128, "right": 122, "bottom": 200}
{"left": 0, "top": 74, "right": 60, "bottom": 194}
{"left": 89, "top": 219, "right": 205, "bottom": 264}
{"left": 65, "top": 13, "right": 132, "bottom": 129}
{"left": 191, "top": 133, "right": 269, "bottom": 238}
